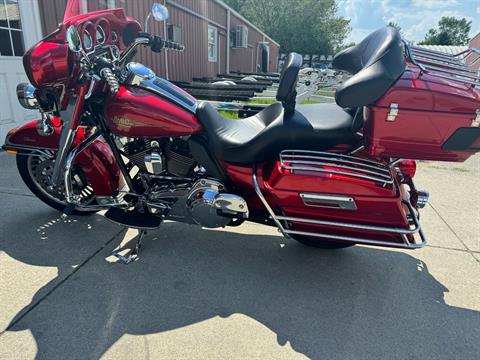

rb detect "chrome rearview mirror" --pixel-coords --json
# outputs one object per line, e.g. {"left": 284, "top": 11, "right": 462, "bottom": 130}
{"left": 145, "top": 3, "right": 169, "bottom": 32}
{"left": 66, "top": 25, "right": 81, "bottom": 53}
{"left": 152, "top": 3, "right": 169, "bottom": 21}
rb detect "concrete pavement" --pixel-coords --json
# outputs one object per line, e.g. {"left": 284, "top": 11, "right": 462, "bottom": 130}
{"left": 0, "top": 152, "right": 479, "bottom": 360}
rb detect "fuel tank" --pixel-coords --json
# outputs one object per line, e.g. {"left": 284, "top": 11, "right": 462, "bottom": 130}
{"left": 104, "top": 85, "right": 202, "bottom": 138}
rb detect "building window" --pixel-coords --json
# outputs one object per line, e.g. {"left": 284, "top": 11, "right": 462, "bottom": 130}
{"left": 168, "top": 24, "right": 182, "bottom": 43}
{"left": 0, "top": 0, "right": 24, "bottom": 57}
{"left": 208, "top": 25, "right": 217, "bottom": 62}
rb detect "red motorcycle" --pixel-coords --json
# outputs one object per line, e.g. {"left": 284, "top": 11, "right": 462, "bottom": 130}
{"left": 3, "top": 1, "right": 480, "bottom": 263}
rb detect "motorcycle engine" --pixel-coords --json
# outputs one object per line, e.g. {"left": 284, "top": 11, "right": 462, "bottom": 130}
{"left": 121, "top": 138, "right": 249, "bottom": 229}
{"left": 123, "top": 138, "right": 195, "bottom": 177}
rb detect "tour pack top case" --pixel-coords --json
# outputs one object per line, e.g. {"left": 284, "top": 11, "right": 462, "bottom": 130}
{"left": 364, "top": 44, "right": 480, "bottom": 162}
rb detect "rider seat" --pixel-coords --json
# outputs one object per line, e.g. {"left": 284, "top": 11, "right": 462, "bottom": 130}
{"left": 196, "top": 52, "right": 359, "bottom": 164}
{"left": 196, "top": 102, "right": 356, "bottom": 164}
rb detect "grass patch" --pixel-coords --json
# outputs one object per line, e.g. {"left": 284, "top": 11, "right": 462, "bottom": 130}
{"left": 247, "top": 99, "right": 277, "bottom": 104}
{"left": 218, "top": 110, "right": 239, "bottom": 119}
{"left": 300, "top": 99, "right": 320, "bottom": 104}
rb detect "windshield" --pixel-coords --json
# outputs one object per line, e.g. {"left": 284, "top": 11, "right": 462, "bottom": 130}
{"left": 64, "top": 0, "right": 116, "bottom": 21}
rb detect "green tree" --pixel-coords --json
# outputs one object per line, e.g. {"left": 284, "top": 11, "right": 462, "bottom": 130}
{"left": 387, "top": 21, "right": 402, "bottom": 35}
{"left": 418, "top": 16, "right": 471, "bottom": 45}
{"left": 222, "top": 0, "right": 244, "bottom": 12}
{"left": 223, "top": 0, "right": 350, "bottom": 54}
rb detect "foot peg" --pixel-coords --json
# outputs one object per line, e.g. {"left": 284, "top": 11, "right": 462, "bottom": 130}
{"left": 112, "top": 230, "right": 147, "bottom": 264}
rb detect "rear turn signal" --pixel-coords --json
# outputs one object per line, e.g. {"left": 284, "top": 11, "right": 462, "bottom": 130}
{"left": 397, "top": 159, "right": 417, "bottom": 179}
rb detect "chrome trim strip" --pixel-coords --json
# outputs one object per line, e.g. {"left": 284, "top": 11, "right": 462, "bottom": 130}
{"left": 3, "top": 145, "right": 54, "bottom": 156}
{"left": 300, "top": 193, "right": 357, "bottom": 210}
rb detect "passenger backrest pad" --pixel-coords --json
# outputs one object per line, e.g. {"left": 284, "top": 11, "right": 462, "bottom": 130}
{"left": 276, "top": 52, "right": 303, "bottom": 112}
{"left": 332, "top": 27, "right": 406, "bottom": 108}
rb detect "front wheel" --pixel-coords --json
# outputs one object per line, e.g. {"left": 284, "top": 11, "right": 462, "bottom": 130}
{"left": 291, "top": 235, "right": 355, "bottom": 249}
{"left": 16, "top": 152, "right": 99, "bottom": 215}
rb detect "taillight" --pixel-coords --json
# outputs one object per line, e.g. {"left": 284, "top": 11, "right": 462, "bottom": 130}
{"left": 397, "top": 159, "right": 417, "bottom": 179}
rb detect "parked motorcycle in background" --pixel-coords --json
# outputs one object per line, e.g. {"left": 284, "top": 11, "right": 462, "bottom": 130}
{"left": 3, "top": 0, "right": 479, "bottom": 263}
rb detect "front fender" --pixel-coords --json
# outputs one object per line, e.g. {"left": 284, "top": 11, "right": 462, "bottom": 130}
{"left": 3, "top": 120, "right": 122, "bottom": 196}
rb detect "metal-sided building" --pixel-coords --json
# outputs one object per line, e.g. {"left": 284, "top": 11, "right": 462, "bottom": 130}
{"left": 39, "top": 0, "right": 279, "bottom": 80}
{"left": 0, "top": 0, "right": 279, "bottom": 138}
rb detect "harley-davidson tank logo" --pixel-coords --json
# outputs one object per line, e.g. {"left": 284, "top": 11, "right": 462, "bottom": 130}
{"left": 112, "top": 116, "right": 135, "bottom": 128}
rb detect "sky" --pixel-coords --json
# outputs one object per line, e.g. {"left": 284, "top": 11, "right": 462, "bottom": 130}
{"left": 336, "top": 0, "right": 480, "bottom": 44}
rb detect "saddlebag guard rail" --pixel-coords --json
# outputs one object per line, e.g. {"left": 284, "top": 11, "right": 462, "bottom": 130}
{"left": 253, "top": 158, "right": 427, "bottom": 249}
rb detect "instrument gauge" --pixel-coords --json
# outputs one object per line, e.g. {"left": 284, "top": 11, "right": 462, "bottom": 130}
{"left": 83, "top": 29, "right": 93, "bottom": 51}
{"left": 96, "top": 25, "right": 106, "bottom": 45}
{"left": 110, "top": 45, "right": 120, "bottom": 60}
{"left": 111, "top": 31, "right": 118, "bottom": 43}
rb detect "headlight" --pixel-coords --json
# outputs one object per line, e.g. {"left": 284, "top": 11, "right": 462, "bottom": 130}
{"left": 16, "top": 83, "right": 38, "bottom": 109}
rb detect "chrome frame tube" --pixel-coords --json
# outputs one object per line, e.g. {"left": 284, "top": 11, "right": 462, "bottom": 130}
{"left": 252, "top": 164, "right": 290, "bottom": 238}
{"left": 49, "top": 96, "right": 78, "bottom": 186}
{"left": 64, "top": 130, "right": 102, "bottom": 204}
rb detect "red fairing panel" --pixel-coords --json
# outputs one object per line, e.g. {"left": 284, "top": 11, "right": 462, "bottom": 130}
{"left": 104, "top": 86, "right": 203, "bottom": 138}
{"left": 4, "top": 120, "right": 122, "bottom": 196}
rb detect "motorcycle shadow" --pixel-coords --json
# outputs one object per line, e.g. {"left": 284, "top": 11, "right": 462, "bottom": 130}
{"left": 2, "top": 215, "right": 480, "bottom": 359}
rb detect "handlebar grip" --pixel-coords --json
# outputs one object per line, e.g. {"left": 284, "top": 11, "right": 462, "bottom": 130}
{"left": 147, "top": 35, "right": 185, "bottom": 52}
{"left": 164, "top": 40, "right": 185, "bottom": 51}
{"left": 100, "top": 68, "right": 119, "bottom": 94}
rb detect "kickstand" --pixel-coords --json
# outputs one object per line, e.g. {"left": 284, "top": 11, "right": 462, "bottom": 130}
{"left": 112, "top": 229, "right": 147, "bottom": 264}
{"left": 61, "top": 203, "right": 76, "bottom": 220}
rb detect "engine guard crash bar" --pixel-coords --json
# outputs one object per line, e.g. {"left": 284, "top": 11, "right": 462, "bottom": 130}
{"left": 252, "top": 164, "right": 427, "bottom": 249}
{"left": 64, "top": 130, "right": 102, "bottom": 206}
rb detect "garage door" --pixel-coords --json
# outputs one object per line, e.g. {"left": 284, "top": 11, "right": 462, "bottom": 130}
{"left": 0, "top": 0, "right": 42, "bottom": 139}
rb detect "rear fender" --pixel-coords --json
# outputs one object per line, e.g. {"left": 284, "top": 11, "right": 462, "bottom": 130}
{"left": 3, "top": 120, "right": 122, "bottom": 196}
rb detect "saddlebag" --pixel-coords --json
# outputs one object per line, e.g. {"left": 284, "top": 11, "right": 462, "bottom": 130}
{"left": 261, "top": 150, "right": 425, "bottom": 248}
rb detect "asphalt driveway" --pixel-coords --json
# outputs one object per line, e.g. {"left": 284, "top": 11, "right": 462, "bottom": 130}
{"left": 0, "top": 152, "right": 479, "bottom": 360}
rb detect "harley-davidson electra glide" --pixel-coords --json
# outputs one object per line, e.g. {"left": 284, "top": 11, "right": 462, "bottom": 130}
{"left": 3, "top": 0, "right": 480, "bottom": 263}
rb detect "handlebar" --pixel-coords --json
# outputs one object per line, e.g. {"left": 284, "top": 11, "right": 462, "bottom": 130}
{"left": 119, "top": 33, "right": 184, "bottom": 65}
{"left": 137, "top": 32, "right": 185, "bottom": 53}
{"left": 87, "top": 33, "right": 185, "bottom": 94}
